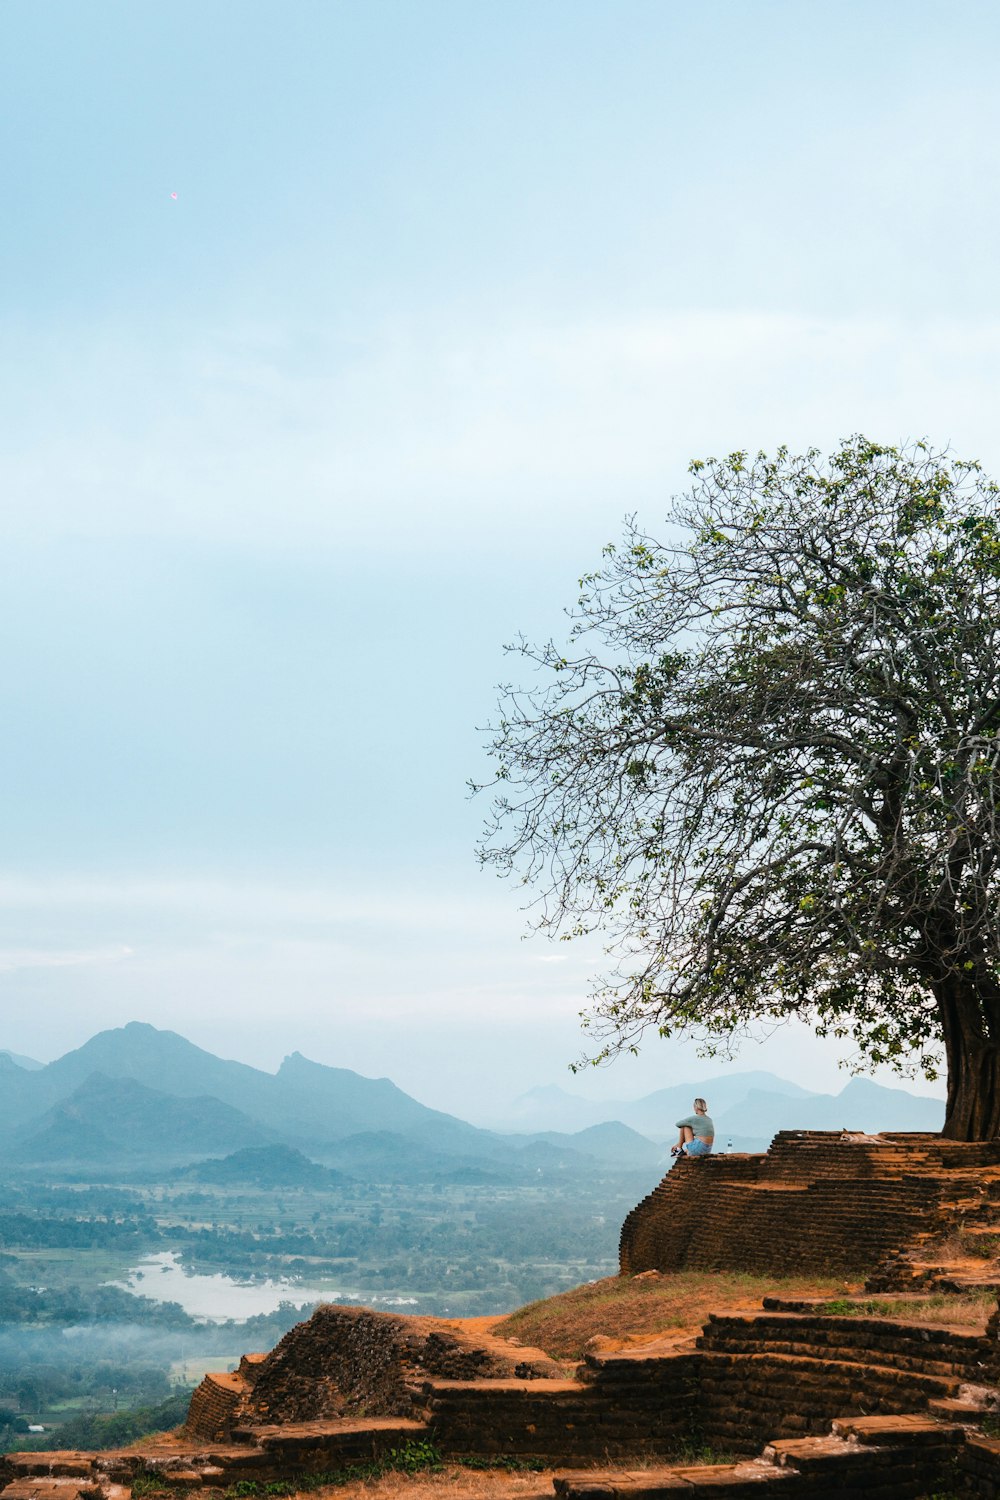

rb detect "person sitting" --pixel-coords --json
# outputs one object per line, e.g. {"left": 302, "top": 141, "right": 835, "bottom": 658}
{"left": 671, "top": 1097, "right": 715, "bottom": 1158}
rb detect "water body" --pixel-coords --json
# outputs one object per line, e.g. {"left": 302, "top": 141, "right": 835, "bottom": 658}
{"left": 110, "top": 1251, "right": 418, "bottom": 1322}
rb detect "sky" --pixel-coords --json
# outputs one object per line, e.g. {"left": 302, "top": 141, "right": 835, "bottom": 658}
{"left": 1, "top": 0, "right": 998, "bottom": 1119}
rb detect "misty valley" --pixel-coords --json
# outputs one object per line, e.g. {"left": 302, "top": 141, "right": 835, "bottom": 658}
{"left": 0, "top": 1026, "right": 658, "bottom": 1453}
{"left": 0, "top": 1022, "right": 945, "bottom": 1454}
{"left": 0, "top": 1161, "right": 645, "bottom": 1453}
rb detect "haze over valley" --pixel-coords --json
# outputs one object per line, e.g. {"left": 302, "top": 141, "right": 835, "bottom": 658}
{"left": 0, "top": 1022, "right": 945, "bottom": 1451}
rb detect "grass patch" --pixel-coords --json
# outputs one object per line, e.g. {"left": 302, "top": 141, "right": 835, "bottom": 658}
{"left": 956, "top": 1231, "right": 1000, "bottom": 1260}
{"left": 667, "top": 1440, "right": 738, "bottom": 1466}
{"left": 134, "top": 1442, "right": 447, "bottom": 1500}
{"left": 818, "top": 1292, "right": 995, "bottom": 1328}
{"left": 494, "top": 1272, "right": 850, "bottom": 1360}
{"left": 450, "top": 1459, "right": 547, "bottom": 1474}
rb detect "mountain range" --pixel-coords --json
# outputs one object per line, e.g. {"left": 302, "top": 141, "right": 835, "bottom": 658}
{"left": 501, "top": 1074, "right": 945, "bottom": 1147}
{"left": 0, "top": 1022, "right": 945, "bottom": 1177}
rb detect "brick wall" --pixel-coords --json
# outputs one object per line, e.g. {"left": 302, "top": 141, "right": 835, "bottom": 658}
{"left": 619, "top": 1131, "right": 995, "bottom": 1276}
{"left": 423, "top": 1323, "right": 984, "bottom": 1467}
{"left": 184, "top": 1370, "right": 248, "bottom": 1442}
{"left": 186, "top": 1302, "right": 563, "bottom": 1439}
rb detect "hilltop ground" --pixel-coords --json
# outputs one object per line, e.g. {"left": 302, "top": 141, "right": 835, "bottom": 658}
{"left": 492, "top": 1270, "right": 850, "bottom": 1360}
{"left": 493, "top": 1268, "right": 999, "bottom": 1357}
{"left": 112, "top": 1268, "right": 999, "bottom": 1500}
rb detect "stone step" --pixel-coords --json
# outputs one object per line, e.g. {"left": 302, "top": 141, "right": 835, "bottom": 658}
{"left": 766, "top": 1430, "right": 940, "bottom": 1485}
{"left": 964, "top": 1431, "right": 1000, "bottom": 1487}
{"left": 928, "top": 1273, "right": 1000, "bottom": 1294}
{"left": 766, "top": 1424, "right": 963, "bottom": 1496}
{"left": 696, "top": 1312, "right": 982, "bottom": 1377}
{"left": 553, "top": 1417, "right": 966, "bottom": 1499}
{"left": 768, "top": 1432, "right": 876, "bottom": 1470}
{"left": 704, "top": 1309, "right": 980, "bottom": 1342}
{"left": 1, "top": 1460, "right": 98, "bottom": 1481}
{"left": 703, "top": 1342, "right": 967, "bottom": 1383}
{"left": 97, "top": 1450, "right": 276, "bottom": 1487}
{"left": 0, "top": 1483, "right": 128, "bottom": 1500}
{"left": 109, "top": 1458, "right": 205, "bottom": 1481}
{"left": 249, "top": 1415, "right": 428, "bottom": 1446}
{"left": 0, "top": 1484, "right": 101, "bottom": 1500}
{"left": 24, "top": 1415, "right": 437, "bottom": 1493}
{"left": 426, "top": 1378, "right": 588, "bottom": 1398}
{"left": 586, "top": 1337, "right": 964, "bottom": 1402}
{"left": 928, "top": 1395, "right": 995, "bottom": 1422}
{"left": 830, "top": 1413, "right": 965, "bottom": 1447}
{"left": 553, "top": 1460, "right": 794, "bottom": 1497}
{"left": 695, "top": 1332, "right": 973, "bottom": 1380}
{"left": 231, "top": 1415, "right": 430, "bottom": 1466}
{"left": 695, "top": 1348, "right": 959, "bottom": 1401}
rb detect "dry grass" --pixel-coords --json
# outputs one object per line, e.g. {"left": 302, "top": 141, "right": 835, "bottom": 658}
{"left": 285, "top": 1453, "right": 740, "bottom": 1500}
{"left": 955, "top": 1231, "right": 1000, "bottom": 1261}
{"left": 820, "top": 1292, "right": 996, "bottom": 1330}
{"left": 492, "top": 1272, "right": 852, "bottom": 1360}
{"left": 928, "top": 1230, "right": 1000, "bottom": 1263}
{"left": 288, "top": 1469, "right": 555, "bottom": 1500}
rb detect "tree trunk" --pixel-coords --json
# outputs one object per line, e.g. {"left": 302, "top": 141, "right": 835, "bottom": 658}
{"left": 938, "top": 975, "right": 1000, "bottom": 1140}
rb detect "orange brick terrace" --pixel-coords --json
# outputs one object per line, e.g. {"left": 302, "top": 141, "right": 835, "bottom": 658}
{"left": 620, "top": 1129, "right": 1000, "bottom": 1285}
{"left": 9, "top": 1131, "right": 1000, "bottom": 1498}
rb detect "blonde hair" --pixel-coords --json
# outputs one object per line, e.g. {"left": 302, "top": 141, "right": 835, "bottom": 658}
{"left": 693, "top": 1097, "right": 708, "bottom": 1113}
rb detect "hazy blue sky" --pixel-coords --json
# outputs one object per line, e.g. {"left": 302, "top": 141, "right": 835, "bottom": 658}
{"left": 2, "top": 0, "right": 998, "bottom": 1116}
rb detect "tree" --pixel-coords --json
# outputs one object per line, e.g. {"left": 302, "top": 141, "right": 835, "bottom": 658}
{"left": 477, "top": 438, "right": 1000, "bottom": 1141}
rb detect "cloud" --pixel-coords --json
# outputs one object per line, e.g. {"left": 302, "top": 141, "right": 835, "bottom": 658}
{"left": 4, "top": 309, "right": 1000, "bottom": 556}
{"left": 0, "top": 867, "right": 588, "bottom": 1002}
{"left": 0, "top": 944, "right": 133, "bottom": 973}
{"left": 0, "top": 871, "right": 517, "bottom": 936}
{"left": 0, "top": 867, "right": 946, "bottom": 1113}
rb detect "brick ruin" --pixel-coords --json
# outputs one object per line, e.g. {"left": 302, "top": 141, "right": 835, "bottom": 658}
{"left": 620, "top": 1130, "right": 1000, "bottom": 1287}
{"left": 187, "top": 1305, "right": 563, "bottom": 1436}
{"left": 9, "top": 1131, "right": 1000, "bottom": 1497}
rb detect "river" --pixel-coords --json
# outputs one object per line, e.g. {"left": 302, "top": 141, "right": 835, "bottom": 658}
{"left": 110, "top": 1251, "right": 418, "bottom": 1322}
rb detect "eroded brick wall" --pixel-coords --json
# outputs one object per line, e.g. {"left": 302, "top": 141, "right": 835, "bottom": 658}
{"left": 619, "top": 1131, "right": 1000, "bottom": 1276}
{"left": 426, "top": 1360, "right": 698, "bottom": 1463}
{"left": 189, "top": 1302, "right": 563, "bottom": 1435}
{"left": 425, "top": 1315, "right": 993, "bottom": 1466}
{"left": 185, "top": 1370, "right": 248, "bottom": 1441}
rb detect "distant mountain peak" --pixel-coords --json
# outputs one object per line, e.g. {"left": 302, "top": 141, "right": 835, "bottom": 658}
{"left": 277, "top": 1050, "right": 393, "bottom": 1085}
{"left": 278, "top": 1050, "right": 329, "bottom": 1075}
{"left": 0, "top": 1049, "right": 43, "bottom": 1071}
{"left": 181, "top": 1143, "right": 351, "bottom": 1188}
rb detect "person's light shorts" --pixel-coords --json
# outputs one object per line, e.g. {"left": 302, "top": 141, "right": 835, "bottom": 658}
{"left": 683, "top": 1138, "right": 713, "bottom": 1157}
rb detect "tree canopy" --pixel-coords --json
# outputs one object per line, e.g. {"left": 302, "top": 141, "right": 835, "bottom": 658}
{"left": 478, "top": 438, "right": 1000, "bottom": 1140}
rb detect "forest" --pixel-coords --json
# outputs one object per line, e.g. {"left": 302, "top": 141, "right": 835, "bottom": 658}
{"left": 0, "top": 1163, "right": 646, "bottom": 1452}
